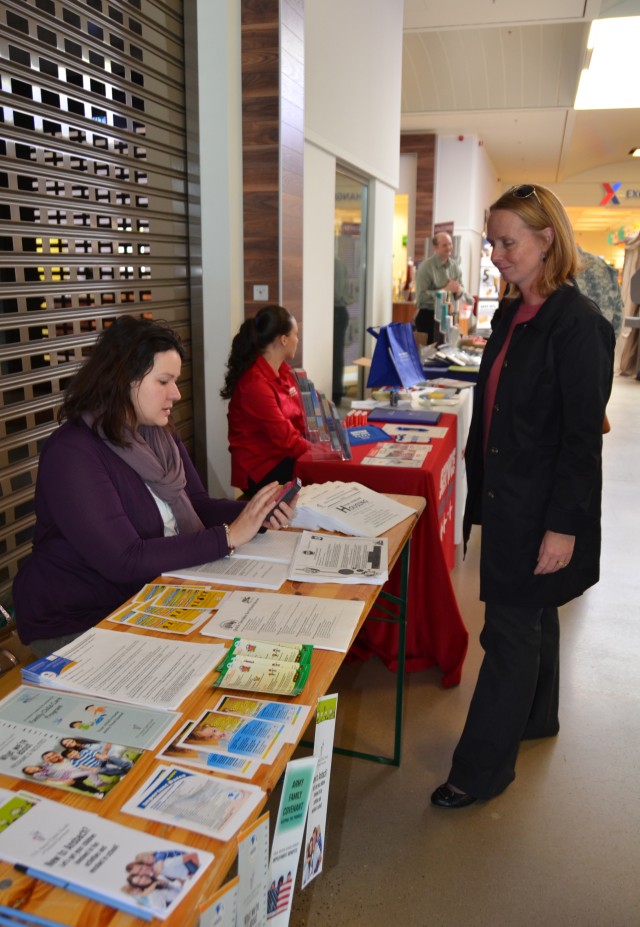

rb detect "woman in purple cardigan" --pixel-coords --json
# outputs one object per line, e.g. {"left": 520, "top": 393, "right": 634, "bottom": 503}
{"left": 13, "top": 316, "right": 291, "bottom": 657}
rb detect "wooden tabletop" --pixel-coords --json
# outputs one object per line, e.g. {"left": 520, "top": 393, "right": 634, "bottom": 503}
{"left": 0, "top": 494, "right": 425, "bottom": 926}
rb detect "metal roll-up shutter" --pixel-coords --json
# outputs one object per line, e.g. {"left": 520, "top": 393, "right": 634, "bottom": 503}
{"left": 0, "top": 0, "right": 190, "bottom": 605}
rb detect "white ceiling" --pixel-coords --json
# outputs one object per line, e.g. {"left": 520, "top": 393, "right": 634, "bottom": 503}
{"left": 401, "top": 0, "right": 640, "bottom": 234}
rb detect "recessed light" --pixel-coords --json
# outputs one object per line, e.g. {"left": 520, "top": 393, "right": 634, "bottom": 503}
{"left": 575, "top": 18, "right": 640, "bottom": 109}
{"left": 629, "top": 148, "right": 640, "bottom": 157}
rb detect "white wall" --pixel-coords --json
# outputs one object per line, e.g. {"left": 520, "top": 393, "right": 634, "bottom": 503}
{"left": 305, "top": 0, "right": 404, "bottom": 188}
{"left": 193, "top": 0, "right": 404, "bottom": 492}
{"left": 302, "top": 144, "right": 336, "bottom": 395}
{"left": 435, "top": 135, "right": 499, "bottom": 298}
{"left": 304, "top": 0, "right": 404, "bottom": 369}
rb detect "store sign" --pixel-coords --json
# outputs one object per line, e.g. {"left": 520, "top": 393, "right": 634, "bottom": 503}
{"left": 600, "top": 182, "right": 640, "bottom": 205}
{"left": 600, "top": 182, "right": 621, "bottom": 205}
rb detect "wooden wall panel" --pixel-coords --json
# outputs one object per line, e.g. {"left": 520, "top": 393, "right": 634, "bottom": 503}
{"left": 241, "top": 0, "right": 304, "bottom": 343}
{"left": 241, "top": 0, "right": 304, "bottom": 338}
{"left": 400, "top": 134, "right": 436, "bottom": 263}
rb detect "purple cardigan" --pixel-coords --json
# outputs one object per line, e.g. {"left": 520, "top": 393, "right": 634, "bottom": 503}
{"left": 13, "top": 419, "right": 244, "bottom": 644}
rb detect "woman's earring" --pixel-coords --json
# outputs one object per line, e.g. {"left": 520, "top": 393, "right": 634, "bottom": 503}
{"left": 541, "top": 252, "right": 548, "bottom": 262}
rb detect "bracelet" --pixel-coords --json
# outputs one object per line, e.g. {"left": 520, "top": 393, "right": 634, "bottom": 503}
{"left": 223, "top": 523, "right": 235, "bottom": 555}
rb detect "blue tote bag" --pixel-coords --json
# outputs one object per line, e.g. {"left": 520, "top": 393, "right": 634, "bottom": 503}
{"left": 366, "top": 322, "right": 425, "bottom": 388}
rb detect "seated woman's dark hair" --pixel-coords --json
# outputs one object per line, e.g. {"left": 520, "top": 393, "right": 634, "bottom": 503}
{"left": 61, "top": 314, "right": 185, "bottom": 445}
{"left": 220, "top": 305, "right": 295, "bottom": 400}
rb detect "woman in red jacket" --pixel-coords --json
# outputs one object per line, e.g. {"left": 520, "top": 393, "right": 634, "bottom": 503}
{"left": 221, "top": 306, "right": 311, "bottom": 495}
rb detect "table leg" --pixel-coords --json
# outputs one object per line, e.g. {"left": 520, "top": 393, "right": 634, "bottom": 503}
{"left": 320, "top": 537, "right": 411, "bottom": 767}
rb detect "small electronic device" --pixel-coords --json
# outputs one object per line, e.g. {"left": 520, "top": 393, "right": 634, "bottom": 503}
{"left": 264, "top": 477, "right": 302, "bottom": 522}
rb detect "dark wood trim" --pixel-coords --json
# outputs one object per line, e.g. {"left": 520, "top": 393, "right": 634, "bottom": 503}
{"left": 400, "top": 134, "right": 436, "bottom": 263}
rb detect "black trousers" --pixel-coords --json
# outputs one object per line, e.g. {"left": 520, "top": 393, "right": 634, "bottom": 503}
{"left": 448, "top": 602, "right": 560, "bottom": 799}
{"left": 246, "top": 457, "right": 296, "bottom": 498}
{"left": 332, "top": 304, "right": 350, "bottom": 405}
{"left": 414, "top": 307, "right": 444, "bottom": 345}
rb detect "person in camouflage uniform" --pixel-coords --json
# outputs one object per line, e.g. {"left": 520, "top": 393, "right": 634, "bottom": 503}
{"left": 575, "top": 245, "right": 623, "bottom": 338}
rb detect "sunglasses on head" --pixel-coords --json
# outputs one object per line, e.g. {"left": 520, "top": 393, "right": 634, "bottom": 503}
{"left": 511, "top": 184, "right": 542, "bottom": 206}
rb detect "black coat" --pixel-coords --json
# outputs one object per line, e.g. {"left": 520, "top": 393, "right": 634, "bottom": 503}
{"left": 463, "top": 285, "right": 615, "bottom": 606}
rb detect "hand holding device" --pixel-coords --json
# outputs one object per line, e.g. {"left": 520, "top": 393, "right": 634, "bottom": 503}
{"left": 264, "top": 477, "right": 301, "bottom": 523}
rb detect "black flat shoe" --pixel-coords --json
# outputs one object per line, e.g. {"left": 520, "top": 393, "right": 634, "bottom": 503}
{"left": 430, "top": 783, "right": 477, "bottom": 809}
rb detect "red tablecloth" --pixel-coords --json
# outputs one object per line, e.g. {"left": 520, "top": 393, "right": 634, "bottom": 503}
{"left": 295, "top": 413, "right": 468, "bottom": 687}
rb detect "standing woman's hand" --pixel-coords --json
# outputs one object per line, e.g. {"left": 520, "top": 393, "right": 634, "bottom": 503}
{"left": 226, "top": 482, "right": 291, "bottom": 548}
{"left": 534, "top": 530, "right": 575, "bottom": 575}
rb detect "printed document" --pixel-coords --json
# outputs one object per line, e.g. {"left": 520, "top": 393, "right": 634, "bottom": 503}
{"left": 164, "top": 556, "right": 289, "bottom": 590}
{"left": 21, "top": 628, "right": 226, "bottom": 711}
{"left": 288, "top": 531, "right": 388, "bottom": 584}
{"left": 202, "top": 591, "right": 364, "bottom": 653}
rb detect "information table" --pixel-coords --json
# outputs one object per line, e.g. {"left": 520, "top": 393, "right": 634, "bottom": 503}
{"left": 0, "top": 496, "right": 424, "bottom": 927}
{"left": 296, "top": 413, "right": 468, "bottom": 688}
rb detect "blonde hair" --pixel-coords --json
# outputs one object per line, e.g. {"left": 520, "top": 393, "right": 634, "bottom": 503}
{"left": 490, "top": 184, "right": 580, "bottom": 300}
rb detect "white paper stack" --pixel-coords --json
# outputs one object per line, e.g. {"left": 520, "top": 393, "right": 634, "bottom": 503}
{"left": 290, "top": 481, "right": 414, "bottom": 537}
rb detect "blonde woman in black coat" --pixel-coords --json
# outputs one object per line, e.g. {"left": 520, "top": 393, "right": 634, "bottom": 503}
{"left": 431, "top": 185, "right": 615, "bottom": 808}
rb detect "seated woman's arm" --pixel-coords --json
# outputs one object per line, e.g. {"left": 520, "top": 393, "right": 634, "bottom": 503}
{"left": 39, "top": 428, "right": 236, "bottom": 585}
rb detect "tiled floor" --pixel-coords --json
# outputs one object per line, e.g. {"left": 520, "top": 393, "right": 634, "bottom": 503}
{"left": 279, "top": 374, "right": 640, "bottom": 927}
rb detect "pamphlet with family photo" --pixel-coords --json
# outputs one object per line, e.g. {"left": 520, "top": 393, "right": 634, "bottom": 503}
{"left": 0, "top": 716, "right": 142, "bottom": 800}
{"left": 0, "top": 788, "right": 213, "bottom": 920}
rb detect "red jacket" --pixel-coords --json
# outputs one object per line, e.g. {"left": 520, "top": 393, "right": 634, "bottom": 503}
{"left": 228, "top": 356, "right": 310, "bottom": 489}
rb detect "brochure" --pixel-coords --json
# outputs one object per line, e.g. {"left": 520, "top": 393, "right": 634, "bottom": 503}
{"left": 222, "top": 639, "right": 313, "bottom": 665}
{"left": 157, "top": 721, "right": 261, "bottom": 781}
{"left": 200, "top": 874, "right": 239, "bottom": 927}
{"left": 120, "top": 764, "right": 265, "bottom": 843}
{"left": 211, "top": 695, "right": 310, "bottom": 744}
{"left": 107, "top": 602, "right": 215, "bottom": 635}
{"left": 202, "top": 591, "right": 364, "bottom": 653}
{"left": 0, "top": 717, "right": 142, "bottom": 800}
{"left": 214, "top": 656, "right": 310, "bottom": 698}
{"left": 288, "top": 531, "right": 388, "bottom": 584}
{"left": 345, "top": 424, "right": 393, "bottom": 446}
{"left": 0, "top": 788, "right": 214, "bottom": 921}
{"left": 177, "top": 709, "right": 286, "bottom": 763}
{"left": 135, "top": 583, "right": 228, "bottom": 610}
{"left": 237, "top": 813, "right": 270, "bottom": 927}
{"left": 361, "top": 443, "right": 430, "bottom": 468}
{"left": 107, "top": 584, "right": 227, "bottom": 634}
{"left": 21, "top": 628, "right": 226, "bottom": 711}
{"left": 268, "top": 757, "right": 317, "bottom": 923}
{"left": 0, "top": 685, "right": 179, "bottom": 751}
{"left": 301, "top": 694, "right": 337, "bottom": 889}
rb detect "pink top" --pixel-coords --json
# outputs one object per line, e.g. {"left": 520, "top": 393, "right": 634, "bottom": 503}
{"left": 483, "top": 302, "right": 542, "bottom": 455}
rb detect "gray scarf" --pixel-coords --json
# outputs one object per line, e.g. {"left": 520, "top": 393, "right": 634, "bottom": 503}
{"left": 83, "top": 414, "right": 205, "bottom": 534}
